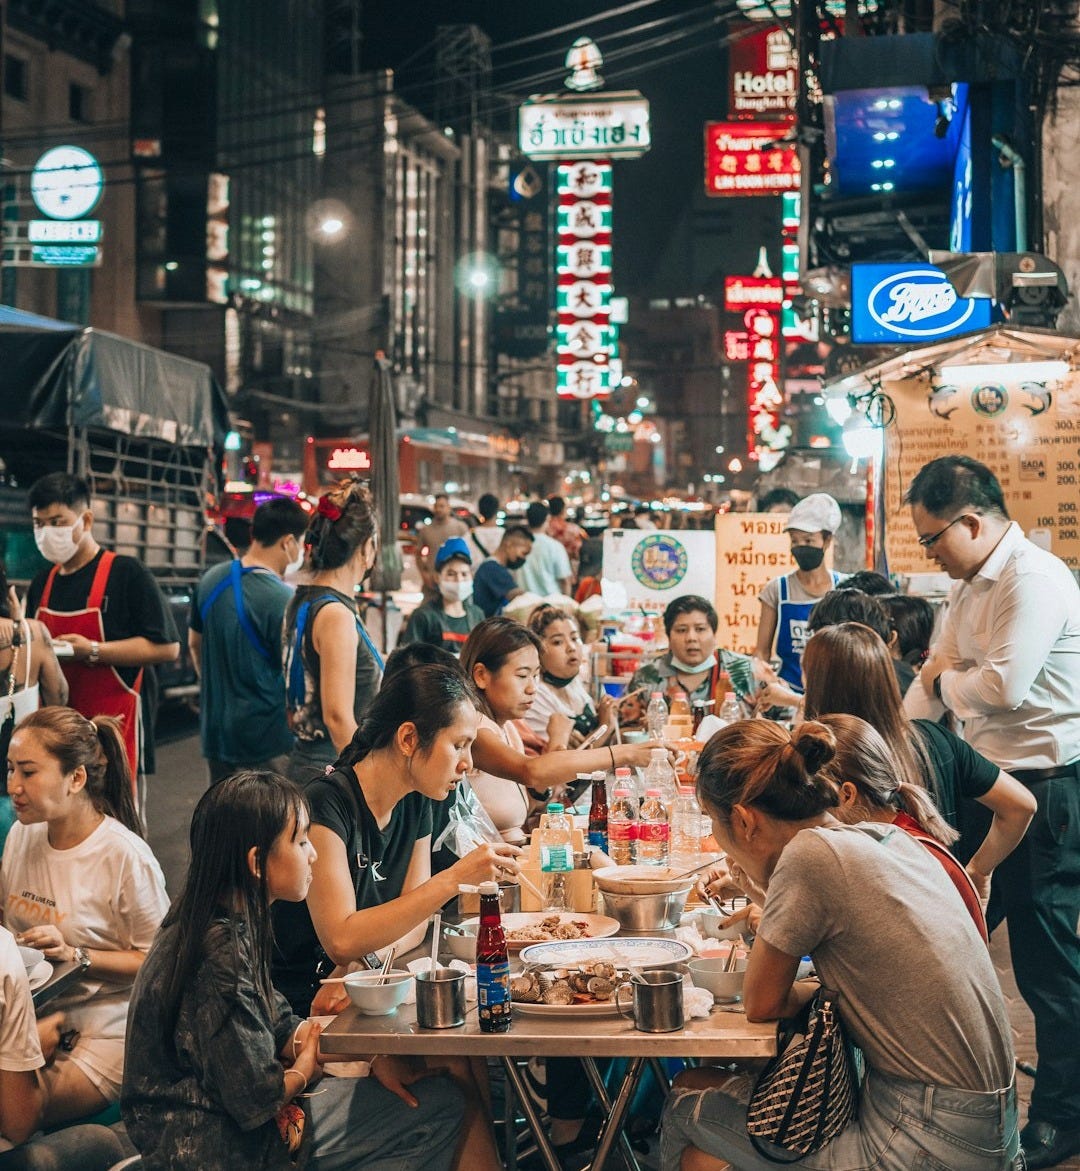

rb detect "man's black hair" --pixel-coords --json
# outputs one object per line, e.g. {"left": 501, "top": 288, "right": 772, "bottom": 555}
{"left": 547, "top": 495, "right": 566, "bottom": 517}
{"left": 28, "top": 472, "right": 91, "bottom": 513}
{"left": 251, "top": 497, "right": 309, "bottom": 546}
{"left": 839, "top": 570, "right": 893, "bottom": 596}
{"left": 806, "top": 589, "right": 892, "bottom": 645}
{"left": 477, "top": 493, "right": 499, "bottom": 521}
{"left": 526, "top": 501, "right": 549, "bottom": 529}
{"left": 501, "top": 524, "right": 534, "bottom": 544}
{"left": 663, "top": 594, "right": 719, "bottom": 636}
{"left": 903, "top": 455, "right": 1009, "bottom": 520}
{"left": 757, "top": 487, "right": 801, "bottom": 511}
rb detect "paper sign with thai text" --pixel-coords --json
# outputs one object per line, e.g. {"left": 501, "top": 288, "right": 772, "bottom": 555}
{"left": 883, "top": 374, "right": 1080, "bottom": 572}
{"left": 714, "top": 513, "right": 796, "bottom": 655}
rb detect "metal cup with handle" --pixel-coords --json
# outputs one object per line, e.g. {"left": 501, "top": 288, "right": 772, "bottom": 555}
{"left": 415, "top": 968, "right": 467, "bottom": 1029}
{"left": 615, "top": 970, "right": 684, "bottom": 1033}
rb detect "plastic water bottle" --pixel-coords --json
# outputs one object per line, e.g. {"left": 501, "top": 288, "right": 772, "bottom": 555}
{"left": 614, "top": 764, "right": 640, "bottom": 805}
{"left": 643, "top": 746, "right": 678, "bottom": 807}
{"left": 638, "top": 788, "right": 670, "bottom": 866}
{"left": 718, "top": 684, "right": 742, "bottom": 727}
{"left": 608, "top": 787, "right": 638, "bottom": 865}
{"left": 671, "top": 786, "right": 704, "bottom": 870}
{"left": 538, "top": 803, "right": 573, "bottom": 911}
{"left": 646, "top": 691, "right": 668, "bottom": 741}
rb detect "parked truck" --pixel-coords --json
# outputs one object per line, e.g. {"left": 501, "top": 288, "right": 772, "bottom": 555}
{"left": 0, "top": 307, "right": 231, "bottom": 704}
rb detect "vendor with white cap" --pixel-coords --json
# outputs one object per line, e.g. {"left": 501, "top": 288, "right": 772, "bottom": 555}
{"left": 752, "top": 492, "right": 846, "bottom": 708}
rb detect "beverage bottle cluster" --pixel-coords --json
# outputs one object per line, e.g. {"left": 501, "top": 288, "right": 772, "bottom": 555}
{"left": 538, "top": 802, "right": 573, "bottom": 911}
{"left": 475, "top": 880, "right": 511, "bottom": 1033}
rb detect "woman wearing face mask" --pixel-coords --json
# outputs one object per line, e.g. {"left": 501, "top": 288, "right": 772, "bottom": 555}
{"left": 283, "top": 478, "right": 382, "bottom": 780}
{"left": 752, "top": 493, "right": 847, "bottom": 710}
{"left": 400, "top": 538, "right": 484, "bottom": 657}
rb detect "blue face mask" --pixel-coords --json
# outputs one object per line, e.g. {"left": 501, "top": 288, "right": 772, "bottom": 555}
{"left": 669, "top": 653, "right": 717, "bottom": 675}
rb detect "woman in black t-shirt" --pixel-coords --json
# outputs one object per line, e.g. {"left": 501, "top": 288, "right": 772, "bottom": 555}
{"left": 802, "top": 622, "right": 1036, "bottom": 908}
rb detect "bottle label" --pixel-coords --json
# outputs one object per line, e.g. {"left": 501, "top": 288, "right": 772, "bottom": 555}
{"left": 540, "top": 845, "right": 573, "bottom": 872}
{"left": 609, "top": 822, "right": 637, "bottom": 841}
{"left": 588, "top": 829, "right": 608, "bottom": 853}
{"left": 638, "top": 823, "right": 670, "bottom": 845}
{"left": 477, "top": 960, "right": 512, "bottom": 1031}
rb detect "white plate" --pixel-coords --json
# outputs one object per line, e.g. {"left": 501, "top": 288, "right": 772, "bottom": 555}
{"left": 519, "top": 937, "right": 693, "bottom": 970}
{"left": 27, "top": 960, "right": 53, "bottom": 992}
{"left": 513, "top": 997, "right": 621, "bottom": 1018}
{"left": 456, "top": 913, "right": 620, "bottom": 953}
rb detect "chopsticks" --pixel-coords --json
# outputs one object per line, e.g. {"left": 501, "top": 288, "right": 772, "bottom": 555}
{"left": 376, "top": 947, "right": 396, "bottom": 986}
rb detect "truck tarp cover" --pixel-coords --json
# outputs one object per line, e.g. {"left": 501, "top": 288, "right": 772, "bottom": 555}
{"left": 0, "top": 309, "right": 228, "bottom": 450}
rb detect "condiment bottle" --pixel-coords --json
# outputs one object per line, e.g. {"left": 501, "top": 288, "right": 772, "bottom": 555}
{"left": 588, "top": 773, "right": 609, "bottom": 854}
{"left": 476, "top": 880, "right": 511, "bottom": 1033}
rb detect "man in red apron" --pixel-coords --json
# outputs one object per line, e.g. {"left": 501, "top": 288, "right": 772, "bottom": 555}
{"left": 24, "top": 473, "right": 180, "bottom": 788}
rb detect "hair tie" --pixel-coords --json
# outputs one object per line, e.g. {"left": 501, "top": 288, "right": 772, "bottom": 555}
{"left": 87, "top": 719, "right": 98, "bottom": 734}
{"left": 317, "top": 496, "right": 342, "bottom": 522}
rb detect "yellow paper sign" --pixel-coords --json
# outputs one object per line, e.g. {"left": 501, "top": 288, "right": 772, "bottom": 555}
{"left": 714, "top": 513, "right": 796, "bottom": 655}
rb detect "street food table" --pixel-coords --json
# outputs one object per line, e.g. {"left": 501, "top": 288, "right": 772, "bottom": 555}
{"left": 323, "top": 1000, "right": 777, "bottom": 1171}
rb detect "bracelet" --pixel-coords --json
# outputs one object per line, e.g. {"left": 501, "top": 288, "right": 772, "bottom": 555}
{"left": 292, "top": 1022, "right": 305, "bottom": 1059}
{"left": 87, "top": 640, "right": 100, "bottom": 666}
{"left": 283, "top": 1068, "right": 308, "bottom": 1096}
{"left": 608, "top": 745, "right": 616, "bottom": 770}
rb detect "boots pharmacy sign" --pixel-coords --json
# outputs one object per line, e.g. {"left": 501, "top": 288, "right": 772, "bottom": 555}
{"left": 851, "top": 263, "right": 992, "bottom": 344}
{"left": 556, "top": 161, "right": 613, "bottom": 399}
{"left": 728, "top": 26, "right": 797, "bottom": 120}
{"left": 705, "top": 123, "right": 799, "bottom": 196}
{"left": 520, "top": 92, "right": 651, "bottom": 160}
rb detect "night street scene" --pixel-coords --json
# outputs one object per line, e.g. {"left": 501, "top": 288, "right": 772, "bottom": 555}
{"left": 1, "top": 1, "right": 1079, "bottom": 1169}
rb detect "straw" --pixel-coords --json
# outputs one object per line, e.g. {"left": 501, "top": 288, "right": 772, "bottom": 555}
{"left": 429, "top": 912, "right": 442, "bottom": 974}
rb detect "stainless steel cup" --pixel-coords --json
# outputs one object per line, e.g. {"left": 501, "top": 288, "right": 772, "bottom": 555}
{"left": 416, "top": 968, "right": 467, "bottom": 1029}
{"left": 498, "top": 882, "right": 521, "bottom": 914}
{"left": 615, "top": 970, "right": 684, "bottom": 1033}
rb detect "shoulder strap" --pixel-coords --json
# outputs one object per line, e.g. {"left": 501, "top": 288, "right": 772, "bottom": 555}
{"left": 778, "top": 574, "right": 789, "bottom": 603}
{"left": 87, "top": 551, "right": 115, "bottom": 611}
{"left": 38, "top": 564, "right": 62, "bottom": 610}
{"left": 286, "top": 593, "right": 343, "bottom": 708}
{"left": 471, "top": 530, "right": 488, "bottom": 557}
{"left": 199, "top": 562, "right": 274, "bottom": 663}
{"left": 21, "top": 620, "right": 32, "bottom": 688}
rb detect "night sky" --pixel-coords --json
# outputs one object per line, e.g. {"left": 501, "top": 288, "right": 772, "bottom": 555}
{"left": 359, "top": 0, "right": 774, "bottom": 296}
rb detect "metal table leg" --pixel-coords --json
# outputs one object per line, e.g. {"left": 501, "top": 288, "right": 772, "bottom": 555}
{"left": 582, "top": 1055, "right": 647, "bottom": 1171}
{"left": 502, "top": 1057, "right": 562, "bottom": 1171}
{"left": 648, "top": 1056, "right": 672, "bottom": 1093}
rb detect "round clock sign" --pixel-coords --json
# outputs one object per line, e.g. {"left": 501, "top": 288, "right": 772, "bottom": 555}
{"left": 30, "top": 146, "right": 104, "bottom": 220}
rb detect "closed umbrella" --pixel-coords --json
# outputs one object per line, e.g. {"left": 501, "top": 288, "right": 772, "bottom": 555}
{"left": 368, "top": 353, "right": 402, "bottom": 593}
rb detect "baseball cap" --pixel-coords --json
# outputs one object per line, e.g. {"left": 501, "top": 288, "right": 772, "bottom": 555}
{"left": 784, "top": 493, "right": 842, "bottom": 535}
{"left": 435, "top": 536, "right": 472, "bottom": 570}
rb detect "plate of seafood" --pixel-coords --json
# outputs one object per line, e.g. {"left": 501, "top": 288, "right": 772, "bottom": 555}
{"left": 510, "top": 959, "right": 625, "bottom": 1016}
{"left": 453, "top": 913, "right": 620, "bottom": 953}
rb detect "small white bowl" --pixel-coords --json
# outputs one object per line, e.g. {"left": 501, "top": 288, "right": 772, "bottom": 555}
{"left": 698, "top": 907, "right": 745, "bottom": 941}
{"left": 18, "top": 945, "right": 44, "bottom": 974}
{"left": 444, "top": 925, "right": 477, "bottom": 963}
{"left": 342, "top": 970, "right": 414, "bottom": 1015}
{"left": 688, "top": 957, "right": 747, "bottom": 1003}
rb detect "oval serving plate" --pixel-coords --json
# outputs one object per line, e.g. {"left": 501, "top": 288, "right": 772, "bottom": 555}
{"left": 519, "top": 937, "right": 693, "bottom": 971}
{"left": 456, "top": 912, "right": 620, "bottom": 953}
{"left": 513, "top": 997, "right": 622, "bottom": 1018}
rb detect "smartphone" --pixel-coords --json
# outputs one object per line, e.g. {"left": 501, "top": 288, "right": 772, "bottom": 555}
{"left": 361, "top": 952, "right": 383, "bottom": 971}
{"left": 578, "top": 723, "right": 609, "bottom": 750}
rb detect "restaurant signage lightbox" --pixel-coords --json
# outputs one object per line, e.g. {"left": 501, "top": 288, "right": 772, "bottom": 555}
{"left": 705, "top": 122, "right": 799, "bottom": 196}
{"left": 728, "top": 25, "right": 797, "bottom": 120}
{"left": 520, "top": 92, "right": 651, "bottom": 160}
{"left": 851, "top": 263, "right": 993, "bottom": 344}
{"left": 724, "top": 275, "right": 784, "bottom": 310}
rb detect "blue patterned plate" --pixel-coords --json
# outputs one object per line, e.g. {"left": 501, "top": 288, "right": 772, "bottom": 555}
{"left": 519, "top": 937, "right": 692, "bottom": 971}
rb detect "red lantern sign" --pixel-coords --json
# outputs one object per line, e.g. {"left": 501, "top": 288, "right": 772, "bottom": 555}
{"left": 704, "top": 122, "right": 799, "bottom": 197}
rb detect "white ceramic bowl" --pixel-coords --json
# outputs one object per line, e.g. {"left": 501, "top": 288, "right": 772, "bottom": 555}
{"left": 688, "top": 957, "right": 747, "bottom": 1003}
{"left": 697, "top": 907, "right": 746, "bottom": 941}
{"left": 18, "top": 946, "right": 44, "bottom": 974}
{"left": 342, "top": 970, "right": 414, "bottom": 1015}
{"left": 444, "top": 925, "right": 477, "bottom": 963}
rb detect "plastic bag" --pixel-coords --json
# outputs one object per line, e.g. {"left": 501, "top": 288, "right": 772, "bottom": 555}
{"left": 432, "top": 780, "right": 504, "bottom": 858}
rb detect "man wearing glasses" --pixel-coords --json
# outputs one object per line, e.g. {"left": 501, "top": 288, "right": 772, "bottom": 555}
{"left": 905, "top": 455, "right": 1080, "bottom": 1170}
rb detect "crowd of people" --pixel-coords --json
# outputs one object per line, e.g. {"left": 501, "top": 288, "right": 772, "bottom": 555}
{"left": 0, "top": 454, "right": 1075, "bottom": 1171}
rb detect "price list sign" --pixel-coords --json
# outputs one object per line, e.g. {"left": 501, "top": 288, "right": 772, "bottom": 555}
{"left": 883, "top": 374, "right": 1080, "bottom": 572}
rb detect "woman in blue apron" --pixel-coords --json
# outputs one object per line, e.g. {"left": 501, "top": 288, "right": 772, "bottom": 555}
{"left": 284, "top": 478, "right": 383, "bottom": 781}
{"left": 753, "top": 493, "right": 845, "bottom": 710}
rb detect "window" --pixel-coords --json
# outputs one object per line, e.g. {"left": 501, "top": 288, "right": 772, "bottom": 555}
{"left": 4, "top": 55, "right": 28, "bottom": 101}
{"left": 69, "top": 83, "right": 90, "bottom": 122}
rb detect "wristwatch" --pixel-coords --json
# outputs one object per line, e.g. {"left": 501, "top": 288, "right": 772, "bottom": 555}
{"left": 87, "top": 641, "right": 100, "bottom": 665}
{"left": 72, "top": 946, "right": 91, "bottom": 970}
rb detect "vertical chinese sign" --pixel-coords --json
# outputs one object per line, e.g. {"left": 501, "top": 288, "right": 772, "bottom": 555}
{"left": 556, "top": 161, "right": 613, "bottom": 399}
{"left": 725, "top": 278, "right": 785, "bottom": 463}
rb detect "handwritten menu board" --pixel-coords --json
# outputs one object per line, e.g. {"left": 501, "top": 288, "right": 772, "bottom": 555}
{"left": 714, "top": 513, "right": 797, "bottom": 655}
{"left": 882, "top": 375, "right": 1080, "bottom": 573}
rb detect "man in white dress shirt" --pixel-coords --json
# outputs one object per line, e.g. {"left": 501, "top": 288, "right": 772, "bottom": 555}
{"left": 905, "top": 454, "right": 1080, "bottom": 1170}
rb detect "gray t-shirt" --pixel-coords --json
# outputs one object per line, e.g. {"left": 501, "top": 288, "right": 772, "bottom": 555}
{"left": 758, "top": 570, "right": 847, "bottom": 611}
{"left": 759, "top": 822, "right": 1012, "bottom": 1092}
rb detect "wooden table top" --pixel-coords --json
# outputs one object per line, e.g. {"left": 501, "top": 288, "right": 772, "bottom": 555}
{"left": 322, "top": 1001, "right": 777, "bottom": 1059}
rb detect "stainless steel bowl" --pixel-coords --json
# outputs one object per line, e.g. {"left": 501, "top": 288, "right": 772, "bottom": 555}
{"left": 599, "top": 886, "right": 691, "bottom": 932}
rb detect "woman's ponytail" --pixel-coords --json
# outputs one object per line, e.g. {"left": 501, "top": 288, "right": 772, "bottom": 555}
{"left": 92, "top": 716, "right": 141, "bottom": 836}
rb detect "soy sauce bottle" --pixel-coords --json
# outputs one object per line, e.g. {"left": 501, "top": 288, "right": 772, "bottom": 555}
{"left": 476, "top": 881, "right": 511, "bottom": 1033}
{"left": 588, "top": 773, "right": 609, "bottom": 854}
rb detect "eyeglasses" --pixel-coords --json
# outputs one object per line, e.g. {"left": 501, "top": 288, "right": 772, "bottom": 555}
{"left": 916, "top": 514, "right": 971, "bottom": 549}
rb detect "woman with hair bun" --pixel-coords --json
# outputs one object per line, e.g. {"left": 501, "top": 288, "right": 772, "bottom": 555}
{"left": 283, "top": 477, "right": 383, "bottom": 778}
{"left": 661, "top": 718, "right": 1018, "bottom": 1171}
{"left": 1, "top": 707, "right": 168, "bottom": 1126}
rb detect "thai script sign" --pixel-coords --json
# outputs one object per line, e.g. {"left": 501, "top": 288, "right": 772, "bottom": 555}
{"left": 520, "top": 92, "right": 651, "bottom": 160}
{"left": 705, "top": 122, "right": 799, "bottom": 196}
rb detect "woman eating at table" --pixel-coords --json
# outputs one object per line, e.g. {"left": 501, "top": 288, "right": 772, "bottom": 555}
{"left": 461, "top": 617, "right": 657, "bottom": 843}
{"left": 519, "top": 605, "right": 615, "bottom": 754}
{"left": 1, "top": 707, "right": 169, "bottom": 1127}
{"left": 801, "top": 621, "right": 1035, "bottom": 907}
{"left": 283, "top": 477, "right": 382, "bottom": 781}
{"left": 122, "top": 770, "right": 465, "bottom": 1171}
{"left": 662, "top": 718, "right": 1019, "bottom": 1171}
{"left": 270, "top": 661, "right": 513, "bottom": 1171}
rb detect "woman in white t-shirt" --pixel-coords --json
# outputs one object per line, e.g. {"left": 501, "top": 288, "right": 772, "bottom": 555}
{"left": 1, "top": 707, "right": 168, "bottom": 1126}
{"left": 521, "top": 606, "right": 615, "bottom": 753}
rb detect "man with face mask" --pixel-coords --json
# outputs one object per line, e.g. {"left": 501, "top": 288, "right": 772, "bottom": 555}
{"left": 752, "top": 492, "right": 847, "bottom": 708}
{"left": 472, "top": 526, "right": 534, "bottom": 617}
{"left": 189, "top": 496, "right": 309, "bottom": 784}
{"left": 399, "top": 537, "right": 483, "bottom": 656}
{"left": 24, "top": 472, "right": 180, "bottom": 786}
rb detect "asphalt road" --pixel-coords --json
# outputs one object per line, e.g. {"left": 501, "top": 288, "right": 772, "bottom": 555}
{"left": 146, "top": 705, "right": 205, "bottom": 897}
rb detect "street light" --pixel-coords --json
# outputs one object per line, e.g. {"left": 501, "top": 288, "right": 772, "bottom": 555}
{"left": 728, "top": 457, "right": 743, "bottom": 473}
{"left": 319, "top": 216, "right": 345, "bottom": 237}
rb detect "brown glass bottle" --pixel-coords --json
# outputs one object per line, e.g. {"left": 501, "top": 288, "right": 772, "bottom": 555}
{"left": 476, "top": 882, "right": 511, "bottom": 1033}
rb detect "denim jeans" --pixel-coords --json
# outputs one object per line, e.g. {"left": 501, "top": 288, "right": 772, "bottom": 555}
{"left": 661, "top": 1067, "right": 1019, "bottom": 1171}
{"left": 307, "top": 1073, "right": 465, "bottom": 1171}
{"left": 0, "top": 1125, "right": 125, "bottom": 1171}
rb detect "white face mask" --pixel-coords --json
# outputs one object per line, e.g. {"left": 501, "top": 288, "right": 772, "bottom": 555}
{"left": 439, "top": 579, "right": 473, "bottom": 604}
{"left": 285, "top": 539, "right": 305, "bottom": 577}
{"left": 670, "top": 652, "right": 717, "bottom": 675}
{"left": 34, "top": 520, "right": 83, "bottom": 565}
